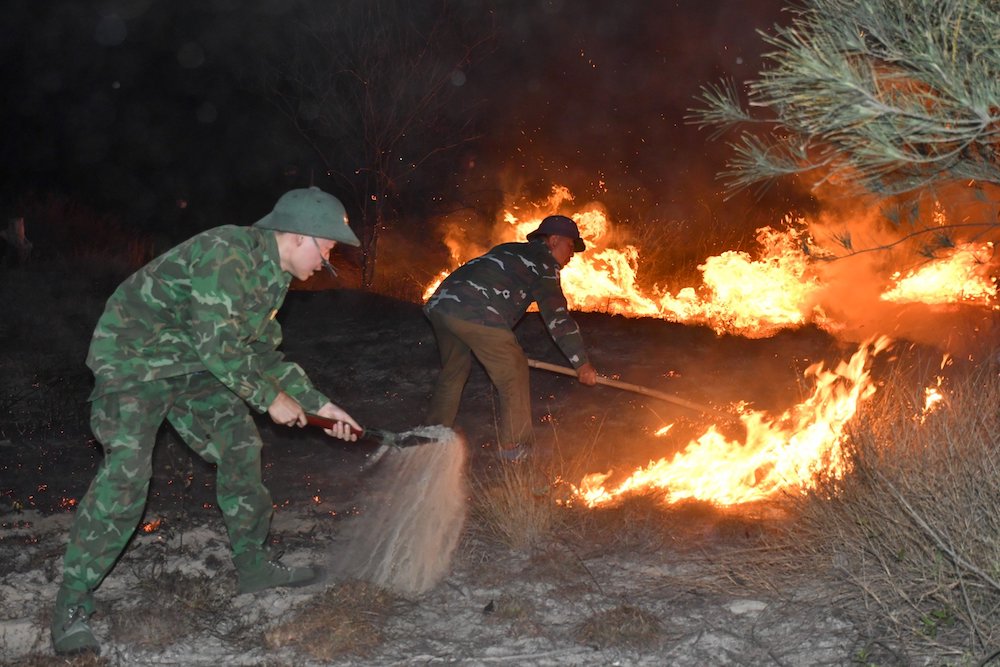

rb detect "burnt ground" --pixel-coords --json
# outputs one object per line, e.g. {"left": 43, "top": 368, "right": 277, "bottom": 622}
{"left": 0, "top": 281, "right": 951, "bottom": 665}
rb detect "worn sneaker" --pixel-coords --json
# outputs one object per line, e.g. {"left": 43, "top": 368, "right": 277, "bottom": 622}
{"left": 237, "top": 553, "right": 321, "bottom": 594}
{"left": 51, "top": 604, "right": 100, "bottom": 656}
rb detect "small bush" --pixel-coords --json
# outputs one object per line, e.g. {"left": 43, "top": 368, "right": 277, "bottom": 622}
{"left": 109, "top": 568, "right": 230, "bottom": 650}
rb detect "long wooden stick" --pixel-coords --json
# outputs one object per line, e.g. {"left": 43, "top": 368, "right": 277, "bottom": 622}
{"left": 527, "top": 358, "right": 734, "bottom": 420}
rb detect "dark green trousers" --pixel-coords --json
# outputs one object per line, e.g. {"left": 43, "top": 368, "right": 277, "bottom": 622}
{"left": 58, "top": 372, "right": 271, "bottom": 610}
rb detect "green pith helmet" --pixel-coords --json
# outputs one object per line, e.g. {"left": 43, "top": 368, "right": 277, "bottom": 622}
{"left": 253, "top": 186, "right": 360, "bottom": 246}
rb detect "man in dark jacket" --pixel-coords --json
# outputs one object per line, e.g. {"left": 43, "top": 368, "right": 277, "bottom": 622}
{"left": 51, "top": 187, "right": 362, "bottom": 657}
{"left": 424, "top": 215, "right": 598, "bottom": 459}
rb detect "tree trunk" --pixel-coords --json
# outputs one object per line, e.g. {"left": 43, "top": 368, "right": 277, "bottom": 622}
{"left": 361, "top": 209, "right": 380, "bottom": 289}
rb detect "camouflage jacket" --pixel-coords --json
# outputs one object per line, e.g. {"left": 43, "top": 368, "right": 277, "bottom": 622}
{"left": 424, "top": 240, "right": 589, "bottom": 368}
{"left": 86, "top": 225, "right": 329, "bottom": 414}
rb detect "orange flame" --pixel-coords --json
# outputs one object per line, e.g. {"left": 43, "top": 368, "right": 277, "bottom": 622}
{"left": 424, "top": 193, "right": 829, "bottom": 336}
{"left": 573, "top": 336, "right": 891, "bottom": 507}
{"left": 421, "top": 187, "right": 996, "bottom": 507}
{"left": 919, "top": 354, "right": 951, "bottom": 422}
{"left": 881, "top": 242, "right": 997, "bottom": 307}
{"left": 423, "top": 186, "right": 999, "bottom": 332}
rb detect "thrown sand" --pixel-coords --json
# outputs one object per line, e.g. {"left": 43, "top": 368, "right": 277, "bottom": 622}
{"left": 328, "top": 426, "right": 467, "bottom": 595}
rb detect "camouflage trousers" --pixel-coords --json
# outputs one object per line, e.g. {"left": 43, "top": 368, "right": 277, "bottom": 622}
{"left": 58, "top": 372, "right": 271, "bottom": 611}
{"left": 425, "top": 310, "right": 534, "bottom": 447}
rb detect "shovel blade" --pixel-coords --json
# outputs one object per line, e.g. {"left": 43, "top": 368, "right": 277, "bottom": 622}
{"left": 366, "top": 428, "right": 437, "bottom": 448}
{"left": 305, "top": 415, "right": 439, "bottom": 448}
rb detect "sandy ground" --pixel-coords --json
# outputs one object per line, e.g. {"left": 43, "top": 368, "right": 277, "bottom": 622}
{"left": 1, "top": 287, "right": 946, "bottom": 665}
{"left": 1, "top": 505, "right": 860, "bottom": 666}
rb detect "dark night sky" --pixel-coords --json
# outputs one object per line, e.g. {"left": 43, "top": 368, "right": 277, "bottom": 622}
{"left": 1, "top": 0, "right": 798, "bottom": 246}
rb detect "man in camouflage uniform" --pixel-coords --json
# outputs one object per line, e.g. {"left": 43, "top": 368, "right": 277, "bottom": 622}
{"left": 424, "top": 215, "right": 598, "bottom": 459}
{"left": 51, "top": 187, "right": 362, "bottom": 656}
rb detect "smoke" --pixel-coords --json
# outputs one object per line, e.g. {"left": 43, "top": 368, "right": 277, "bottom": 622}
{"left": 805, "top": 188, "right": 1000, "bottom": 355}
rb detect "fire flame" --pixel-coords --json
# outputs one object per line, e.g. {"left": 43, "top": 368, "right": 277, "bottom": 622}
{"left": 425, "top": 201, "right": 830, "bottom": 336}
{"left": 919, "top": 354, "right": 951, "bottom": 422}
{"left": 423, "top": 186, "right": 998, "bottom": 331}
{"left": 881, "top": 242, "right": 997, "bottom": 306}
{"left": 573, "top": 336, "right": 891, "bottom": 507}
{"left": 422, "top": 186, "right": 997, "bottom": 507}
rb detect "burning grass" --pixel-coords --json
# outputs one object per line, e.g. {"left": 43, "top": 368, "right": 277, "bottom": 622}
{"left": 742, "top": 352, "right": 1000, "bottom": 660}
{"left": 466, "top": 341, "right": 1000, "bottom": 661}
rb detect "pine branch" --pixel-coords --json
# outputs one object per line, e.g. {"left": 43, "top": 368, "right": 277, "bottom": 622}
{"left": 690, "top": 0, "right": 1000, "bottom": 197}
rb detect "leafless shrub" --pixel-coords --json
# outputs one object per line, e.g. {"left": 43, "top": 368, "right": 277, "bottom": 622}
{"left": 263, "top": 580, "right": 393, "bottom": 661}
{"left": 573, "top": 603, "right": 663, "bottom": 650}
{"left": 488, "top": 592, "right": 536, "bottom": 622}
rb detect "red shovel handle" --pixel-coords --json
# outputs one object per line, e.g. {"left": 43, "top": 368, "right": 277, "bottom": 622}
{"left": 305, "top": 414, "right": 365, "bottom": 438}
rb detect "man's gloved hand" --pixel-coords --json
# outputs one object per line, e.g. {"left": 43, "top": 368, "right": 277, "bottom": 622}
{"left": 576, "top": 363, "right": 598, "bottom": 386}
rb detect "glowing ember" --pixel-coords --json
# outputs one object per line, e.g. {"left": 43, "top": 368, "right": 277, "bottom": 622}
{"left": 880, "top": 242, "right": 997, "bottom": 306}
{"left": 922, "top": 383, "right": 944, "bottom": 417}
{"left": 572, "top": 337, "right": 891, "bottom": 507}
{"left": 141, "top": 518, "right": 163, "bottom": 534}
{"left": 920, "top": 354, "right": 951, "bottom": 421}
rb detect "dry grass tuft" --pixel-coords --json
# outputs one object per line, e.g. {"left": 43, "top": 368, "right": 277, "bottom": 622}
{"left": 13, "top": 653, "right": 109, "bottom": 667}
{"left": 13, "top": 653, "right": 113, "bottom": 667}
{"left": 557, "top": 492, "right": 672, "bottom": 556}
{"left": 263, "top": 580, "right": 394, "bottom": 661}
{"left": 109, "top": 569, "right": 230, "bottom": 650}
{"left": 573, "top": 603, "right": 663, "bottom": 650}
{"left": 490, "top": 592, "right": 537, "bottom": 622}
{"left": 470, "top": 461, "right": 563, "bottom": 551}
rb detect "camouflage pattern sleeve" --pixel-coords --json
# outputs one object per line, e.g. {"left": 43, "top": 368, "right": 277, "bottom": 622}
{"left": 86, "top": 226, "right": 331, "bottom": 414}
{"left": 532, "top": 268, "right": 590, "bottom": 369}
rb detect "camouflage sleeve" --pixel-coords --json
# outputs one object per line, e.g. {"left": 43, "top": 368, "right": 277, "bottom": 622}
{"left": 533, "top": 272, "right": 590, "bottom": 369}
{"left": 246, "top": 318, "right": 331, "bottom": 414}
{"left": 187, "top": 245, "right": 328, "bottom": 414}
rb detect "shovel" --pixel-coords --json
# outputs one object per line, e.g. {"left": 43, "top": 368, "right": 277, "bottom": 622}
{"left": 305, "top": 414, "right": 439, "bottom": 470}
{"left": 527, "top": 359, "right": 739, "bottom": 423}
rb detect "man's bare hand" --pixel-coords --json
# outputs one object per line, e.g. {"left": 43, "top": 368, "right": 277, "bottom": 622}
{"left": 315, "top": 402, "right": 361, "bottom": 442}
{"left": 577, "top": 363, "right": 598, "bottom": 386}
{"left": 268, "top": 391, "right": 306, "bottom": 427}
